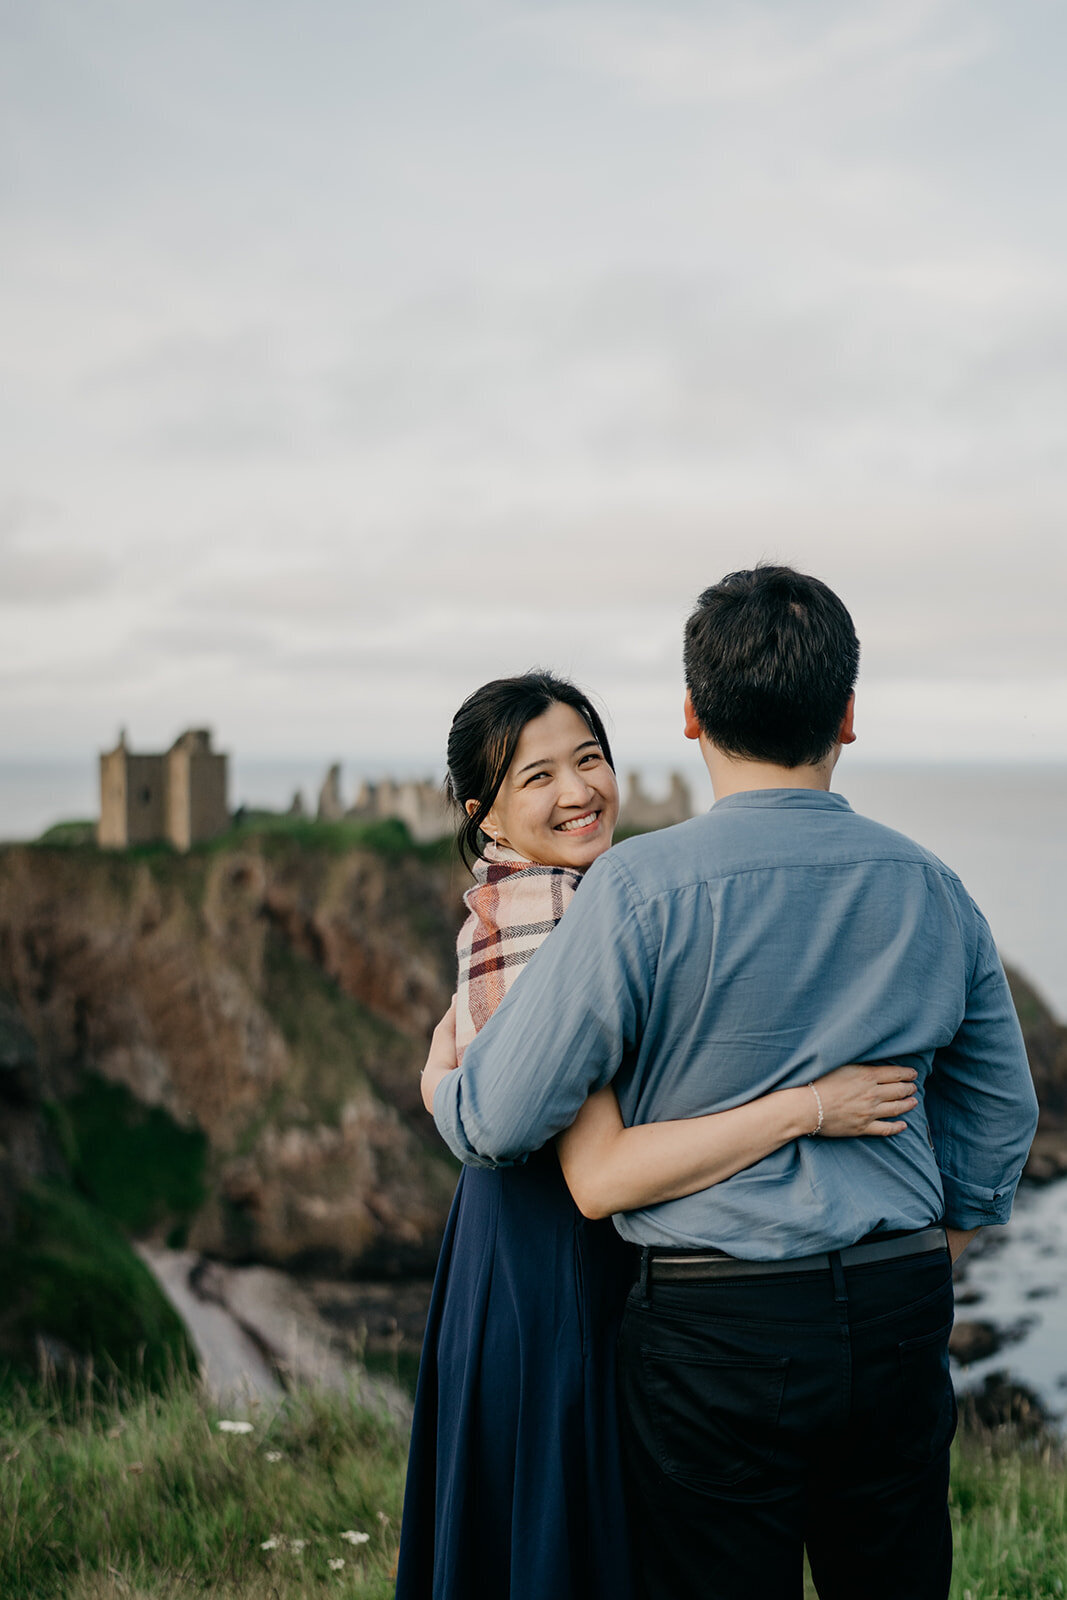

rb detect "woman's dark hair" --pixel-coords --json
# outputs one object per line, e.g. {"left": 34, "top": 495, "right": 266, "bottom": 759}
{"left": 683, "top": 565, "right": 860, "bottom": 767}
{"left": 446, "top": 671, "right": 614, "bottom": 869}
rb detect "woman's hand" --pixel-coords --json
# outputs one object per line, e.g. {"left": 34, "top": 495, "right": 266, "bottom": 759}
{"left": 420, "top": 996, "right": 459, "bottom": 1114}
{"left": 812, "top": 1063, "right": 918, "bottom": 1138}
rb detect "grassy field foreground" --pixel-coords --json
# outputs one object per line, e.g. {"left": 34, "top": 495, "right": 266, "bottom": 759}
{"left": 0, "top": 1374, "right": 406, "bottom": 1599}
{"left": 1, "top": 1372, "right": 1065, "bottom": 1599}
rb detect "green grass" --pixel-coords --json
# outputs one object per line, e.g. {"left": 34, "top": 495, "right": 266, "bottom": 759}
{"left": 30, "top": 812, "right": 455, "bottom": 866}
{"left": 0, "top": 1372, "right": 406, "bottom": 1600}
{"left": 34, "top": 820, "right": 97, "bottom": 846}
{"left": 949, "top": 1433, "right": 1067, "bottom": 1598}
{"left": 1, "top": 1367, "right": 1065, "bottom": 1599}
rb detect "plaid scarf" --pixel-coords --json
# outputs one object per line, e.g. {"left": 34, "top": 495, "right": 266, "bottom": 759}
{"left": 455, "top": 841, "right": 582, "bottom": 1063}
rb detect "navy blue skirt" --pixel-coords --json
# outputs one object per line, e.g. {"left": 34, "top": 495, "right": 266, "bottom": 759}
{"left": 395, "top": 1148, "right": 637, "bottom": 1600}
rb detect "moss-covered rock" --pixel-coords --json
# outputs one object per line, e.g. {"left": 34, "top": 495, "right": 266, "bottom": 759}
{"left": 48, "top": 1074, "right": 207, "bottom": 1243}
{"left": 0, "top": 1180, "right": 196, "bottom": 1385}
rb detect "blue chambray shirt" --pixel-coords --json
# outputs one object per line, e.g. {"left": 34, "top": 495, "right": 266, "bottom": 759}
{"left": 433, "top": 789, "right": 1039, "bottom": 1258}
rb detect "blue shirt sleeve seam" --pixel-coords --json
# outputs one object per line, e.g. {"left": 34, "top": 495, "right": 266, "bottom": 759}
{"left": 600, "top": 851, "right": 660, "bottom": 991}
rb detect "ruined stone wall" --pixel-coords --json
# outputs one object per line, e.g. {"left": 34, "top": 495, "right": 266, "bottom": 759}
{"left": 618, "top": 771, "right": 693, "bottom": 832}
{"left": 187, "top": 751, "right": 229, "bottom": 845}
{"left": 100, "top": 733, "right": 228, "bottom": 853}
{"left": 97, "top": 748, "right": 128, "bottom": 849}
{"left": 168, "top": 747, "right": 228, "bottom": 850}
{"left": 344, "top": 777, "right": 452, "bottom": 844}
{"left": 166, "top": 746, "right": 192, "bottom": 851}
{"left": 99, "top": 753, "right": 167, "bottom": 848}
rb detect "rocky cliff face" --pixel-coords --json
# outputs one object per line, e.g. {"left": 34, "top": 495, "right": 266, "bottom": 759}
{"left": 2, "top": 834, "right": 1065, "bottom": 1285}
{"left": 0, "top": 834, "right": 464, "bottom": 1275}
{"left": 1007, "top": 968, "right": 1067, "bottom": 1181}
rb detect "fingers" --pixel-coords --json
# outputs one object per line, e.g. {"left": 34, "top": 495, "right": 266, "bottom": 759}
{"left": 835, "top": 1063, "right": 918, "bottom": 1084}
{"left": 863, "top": 1064, "right": 918, "bottom": 1083}
{"left": 871, "top": 1094, "right": 917, "bottom": 1117}
{"left": 881, "top": 1082, "right": 918, "bottom": 1102}
{"left": 865, "top": 1119, "right": 908, "bottom": 1137}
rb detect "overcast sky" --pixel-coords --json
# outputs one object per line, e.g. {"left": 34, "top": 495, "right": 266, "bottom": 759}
{"left": 3, "top": 0, "right": 1066, "bottom": 783}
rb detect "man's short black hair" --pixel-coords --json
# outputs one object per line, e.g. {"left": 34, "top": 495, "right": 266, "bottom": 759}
{"left": 684, "top": 565, "right": 860, "bottom": 767}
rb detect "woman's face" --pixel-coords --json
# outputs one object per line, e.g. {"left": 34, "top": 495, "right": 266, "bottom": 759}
{"left": 476, "top": 701, "right": 619, "bottom": 871}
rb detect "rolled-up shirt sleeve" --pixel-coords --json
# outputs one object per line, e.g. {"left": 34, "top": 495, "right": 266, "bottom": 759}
{"left": 433, "top": 853, "right": 653, "bottom": 1166}
{"left": 926, "top": 910, "right": 1039, "bottom": 1228}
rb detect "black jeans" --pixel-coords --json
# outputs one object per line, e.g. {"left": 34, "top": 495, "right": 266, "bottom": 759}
{"left": 617, "top": 1247, "right": 956, "bottom": 1600}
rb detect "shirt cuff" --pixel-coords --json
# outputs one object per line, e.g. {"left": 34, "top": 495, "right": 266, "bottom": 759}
{"left": 432, "top": 1071, "right": 520, "bottom": 1170}
{"left": 940, "top": 1169, "right": 1021, "bottom": 1229}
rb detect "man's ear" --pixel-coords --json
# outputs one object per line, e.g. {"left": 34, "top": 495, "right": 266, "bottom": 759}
{"left": 837, "top": 693, "right": 857, "bottom": 747}
{"left": 683, "top": 688, "right": 702, "bottom": 742}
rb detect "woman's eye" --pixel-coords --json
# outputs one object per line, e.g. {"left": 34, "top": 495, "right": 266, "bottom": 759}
{"left": 523, "top": 770, "right": 551, "bottom": 785}
{"left": 579, "top": 752, "right": 602, "bottom": 767}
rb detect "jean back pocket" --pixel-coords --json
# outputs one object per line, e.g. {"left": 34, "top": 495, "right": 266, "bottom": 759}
{"left": 639, "top": 1346, "right": 790, "bottom": 1491}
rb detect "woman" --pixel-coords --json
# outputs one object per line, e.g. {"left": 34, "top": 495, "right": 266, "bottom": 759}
{"left": 396, "top": 672, "right": 917, "bottom": 1600}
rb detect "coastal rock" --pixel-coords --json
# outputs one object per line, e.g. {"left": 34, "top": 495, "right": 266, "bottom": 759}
{"left": 1007, "top": 968, "right": 1067, "bottom": 1120}
{"left": 949, "top": 1320, "right": 1004, "bottom": 1365}
{"left": 1022, "top": 1129, "right": 1067, "bottom": 1183}
{"left": 0, "top": 834, "right": 462, "bottom": 1274}
{"left": 1007, "top": 967, "right": 1067, "bottom": 1180}
{"left": 957, "top": 1371, "right": 1054, "bottom": 1438}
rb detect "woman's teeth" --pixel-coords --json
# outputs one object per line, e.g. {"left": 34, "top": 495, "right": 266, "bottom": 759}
{"left": 557, "top": 812, "right": 597, "bottom": 832}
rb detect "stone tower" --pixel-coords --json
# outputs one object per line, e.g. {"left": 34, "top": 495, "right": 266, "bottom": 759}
{"left": 98, "top": 729, "right": 229, "bottom": 851}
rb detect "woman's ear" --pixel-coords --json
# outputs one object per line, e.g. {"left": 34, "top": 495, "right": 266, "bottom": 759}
{"left": 469, "top": 796, "right": 502, "bottom": 844}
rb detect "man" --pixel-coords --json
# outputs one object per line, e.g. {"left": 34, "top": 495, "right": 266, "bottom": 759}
{"left": 428, "top": 566, "right": 1038, "bottom": 1600}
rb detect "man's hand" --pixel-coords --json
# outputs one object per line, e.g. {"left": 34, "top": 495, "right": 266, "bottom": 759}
{"left": 945, "top": 1226, "right": 980, "bottom": 1263}
{"left": 420, "top": 997, "right": 459, "bottom": 1114}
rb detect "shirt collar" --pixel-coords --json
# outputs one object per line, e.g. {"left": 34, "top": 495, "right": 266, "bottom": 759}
{"left": 709, "top": 788, "right": 854, "bottom": 814}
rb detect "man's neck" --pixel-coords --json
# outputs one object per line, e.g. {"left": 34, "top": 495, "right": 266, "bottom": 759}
{"left": 702, "top": 742, "right": 839, "bottom": 803}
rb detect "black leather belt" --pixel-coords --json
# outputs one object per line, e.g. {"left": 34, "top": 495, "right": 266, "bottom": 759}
{"left": 645, "top": 1225, "right": 948, "bottom": 1284}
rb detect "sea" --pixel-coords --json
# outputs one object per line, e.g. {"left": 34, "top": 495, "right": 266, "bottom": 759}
{"left": 2, "top": 755, "right": 1067, "bottom": 1419}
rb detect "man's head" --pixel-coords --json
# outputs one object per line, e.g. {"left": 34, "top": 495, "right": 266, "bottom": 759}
{"left": 683, "top": 566, "right": 860, "bottom": 768}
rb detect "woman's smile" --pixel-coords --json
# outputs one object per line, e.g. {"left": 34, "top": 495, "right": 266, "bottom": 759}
{"left": 555, "top": 810, "right": 601, "bottom": 834}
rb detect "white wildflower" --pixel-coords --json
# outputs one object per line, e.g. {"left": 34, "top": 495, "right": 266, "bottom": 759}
{"left": 341, "top": 1530, "right": 370, "bottom": 1545}
{"left": 217, "top": 1420, "right": 254, "bottom": 1434}
{"left": 260, "top": 1538, "right": 278, "bottom": 1550}
{"left": 328, "top": 1557, "right": 345, "bottom": 1571}
{"left": 264, "top": 1450, "right": 283, "bottom": 1463}
{"left": 290, "top": 1539, "right": 307, "bottom": 1553}
{"left": 377, "top": 1510, "right": 390, "bottom": 1525}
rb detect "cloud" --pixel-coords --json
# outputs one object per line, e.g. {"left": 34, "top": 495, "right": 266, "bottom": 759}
{"left": 1, "top": 0, "right": 1065, "bottom": 765}
{"left": 502, "top": 0, "right": 988, "bottom": 106}
{"left": 0, "top": 498, "right": 116, "bottom": 605}
{"left": 86, "top": 327, "right": 318, "bottom": 459}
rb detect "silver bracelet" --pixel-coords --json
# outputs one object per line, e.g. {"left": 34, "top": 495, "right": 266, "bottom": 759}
{"left": 807, "top": 1082, "right": 824, "bottom": 1137}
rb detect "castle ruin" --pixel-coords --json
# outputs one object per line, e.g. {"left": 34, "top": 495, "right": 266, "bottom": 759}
{"left": 618, "top": 771, "right": 693, "bottom": 833}
{"left": 98, "top": 729, "right": 229, "bottom": 851}
{"left": 313, "top": 765, "right": 693, "bottom": 843}
{"left": 316, "top": 767, "right": 454, "bottom": 844}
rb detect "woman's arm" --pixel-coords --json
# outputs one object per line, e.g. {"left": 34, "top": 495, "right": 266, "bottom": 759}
{"left": 421, "top": 998, "right": 458, "bottom": 1114}
{"left": 556, "top": 1066, "right": 919, "bottom": 1220}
